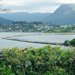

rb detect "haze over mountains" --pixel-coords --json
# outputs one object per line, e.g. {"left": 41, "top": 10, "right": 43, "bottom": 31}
{"left": 0, "top": 4, "right": 75, "bottom": 25}
{"left": 46, "top": 4, "right": 75, "bottom": 25}
{"left": 0, "top": 17, "right": 12, "bottom": 24}
{"left": 0, "top": 12, "right": 50, "bottom": 22}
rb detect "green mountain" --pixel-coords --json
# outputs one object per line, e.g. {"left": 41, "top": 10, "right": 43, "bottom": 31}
{"left": 0, "top": 4, "right": 75, "bottom": 25}
{"left": 46, "top": 4, "right": 75, "bottom": 25}
{"left": 0, "top": 17, "right": 12, "bottom": 24}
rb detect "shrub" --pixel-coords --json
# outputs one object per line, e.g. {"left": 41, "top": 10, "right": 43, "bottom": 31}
{"left": 0, "top": 46, "right": 75, "bottom": 75}
{"left": 70, "top": 39, "right": 75, "bottom": 46}
{"left": 64, "top": 40, "right": 70, "bottom": 46}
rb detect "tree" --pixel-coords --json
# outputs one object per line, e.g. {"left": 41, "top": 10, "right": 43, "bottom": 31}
{"left": 64, "top": 40, "right": 70, "bottom": 46}
{"left": 70, "top": 39, "right": 75, "bottom": 46}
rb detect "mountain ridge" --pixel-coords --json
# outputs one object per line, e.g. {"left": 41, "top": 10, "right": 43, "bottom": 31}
{"left": 46, "top": 4, "right": 75, "bottom": 25}
{"left": 0, "top": 17, "right": 12, "bottom": 24}
{"left": 0, "top": 4, "right": 75, "bottom": 25}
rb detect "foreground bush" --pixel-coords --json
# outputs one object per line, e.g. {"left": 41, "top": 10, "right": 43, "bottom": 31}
{"left": 0, "top": 46, "right": 75, "bottom": 75}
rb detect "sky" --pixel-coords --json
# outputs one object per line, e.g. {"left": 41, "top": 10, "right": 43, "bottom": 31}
{"left": 0, "top": 0, "right": 75, "bottom": 13}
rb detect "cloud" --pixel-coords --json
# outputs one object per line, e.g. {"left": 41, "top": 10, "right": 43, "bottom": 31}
{"left": 0, "top": 0, "right": 3, "bottom": 5}
{"left": 0, "top": 0, "right": 75, "bottom": 13}
{"left": 1, "top": 0, "right": 58, "bottom": 12}
{"left": 1, "top": 0, "right": 24, "bottom": 6}
{"left": 55, "top": 0, "right": 75, "bottom": 4}
{"left": 1, "top": 0, "right": 53, "bottom": 6}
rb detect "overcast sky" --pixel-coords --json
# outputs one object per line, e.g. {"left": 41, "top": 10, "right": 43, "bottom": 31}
{"left": 0, "top": 0, "right": 75, "bottom": 13}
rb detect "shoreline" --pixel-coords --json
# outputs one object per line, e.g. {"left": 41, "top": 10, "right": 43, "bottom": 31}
{"left": 2, "top": 38, "right": 64, "bottom": 45}
{"left": 0, "top": 32, "right": 75, "bottom": 35}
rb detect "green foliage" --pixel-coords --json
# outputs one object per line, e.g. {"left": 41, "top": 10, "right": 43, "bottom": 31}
{"left": 70, "top": 39, "right": 75, "bottom": 46}
{"left": 0, "top": 22, "right": 75, "bottom": 32}
{"left": 64, "top": 39, "right": 75, "bottom": 46}
{"left": 64, "top": 40, "right": 70, "bottom": 46}
{"left": 0, "top": 46, "right": 75, "bottom": 75}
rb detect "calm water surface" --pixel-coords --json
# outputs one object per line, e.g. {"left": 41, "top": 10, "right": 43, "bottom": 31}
{"left": 0, "top": 32, "right": 75, "bottom": 49}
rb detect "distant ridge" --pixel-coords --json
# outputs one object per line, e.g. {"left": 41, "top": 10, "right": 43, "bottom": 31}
{"left": 0, "top": 17, "right": 12, "bottom": 24}
{"left": 46, "top": 4, "right": 75, "bottom": 25}
{"left": 0, "top": 4, "right": 75, "bottom": 25}
{"left": 0, "top": 12, "right": 50, "bottom": 22}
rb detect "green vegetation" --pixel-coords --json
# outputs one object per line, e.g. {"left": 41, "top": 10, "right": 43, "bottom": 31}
{"left": 0, "top": 22, "right": 75, "bottom": 32}
{"left": 70, "top": 39, "right": 75, "bottom": 46}
{"left": 64, "top": 40, "right": 71, "bottom": 46}
{"left": 0, "top": 46, "right": 75, "bottom": 75}
{"left": 64, "top": 39, "right": 75, "bottom": 46}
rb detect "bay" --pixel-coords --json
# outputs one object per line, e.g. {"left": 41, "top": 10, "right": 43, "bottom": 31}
{"left": 0, "top": 32, "right": 75, "bottom": 49}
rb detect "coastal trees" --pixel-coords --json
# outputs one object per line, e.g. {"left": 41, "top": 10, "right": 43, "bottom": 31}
{"left": 70, "top": 39, "right": 75, "bottom": 46}
{"left": 64, "top": 40, "right": 70, "bottom": 46}
{"left": 64, "top": 39, "right": 75, "bottom": 46}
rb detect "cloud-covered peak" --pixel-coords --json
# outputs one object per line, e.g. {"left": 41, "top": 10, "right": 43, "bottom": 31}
{"left": 0, "top": 0, "right": 75, "bottom": 13}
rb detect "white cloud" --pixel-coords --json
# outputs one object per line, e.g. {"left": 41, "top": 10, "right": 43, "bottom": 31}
{"left": 0, "top": 0, "right": 75, "bottom": 13}
{"left": 1, "top": 0, "right": 52, "bottom": 6}
{"left": 55, "top": 0, "right": 75, "bottom": 4}
{"left": 1, "top": 0, "right": 25, "bottom": 6}
{"left": 0, "top": 0, "right": 56, "bottom": 12}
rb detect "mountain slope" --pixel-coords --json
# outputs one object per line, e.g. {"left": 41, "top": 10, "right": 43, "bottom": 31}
{"left": 0, "top": 12, "right": 50, "bottom": 22}
{"left": 46, "top": 4, "right": 75, "bottom": 25}
{"left": 0, "top": 4, "right": 75, "bottom": 25}
{"left": 0, "top": 17, "right": 12, "bottom": 24}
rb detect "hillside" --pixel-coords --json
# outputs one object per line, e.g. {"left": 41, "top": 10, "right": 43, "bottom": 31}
{"left": 0, "top": 17, "right": 12, "bottom": 24}
{"left": 46, "top": 4, "right": 75, "bottom": 25}
{"left": 0, "top": 4, "right": 75, "bottom": 25}
{"left": 0, "top": 12, "right": 50, "bottom": 22}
